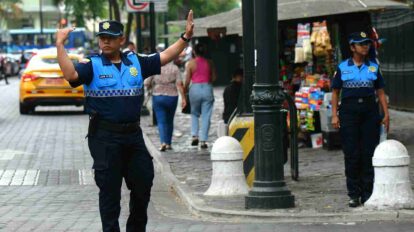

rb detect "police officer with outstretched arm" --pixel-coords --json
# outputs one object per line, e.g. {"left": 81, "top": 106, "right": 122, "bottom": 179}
{"left": 331, "top": 31, "right": 389, "bottom": 208}
{"left": 56, "top": 11, "right": 194, "bottom": 232}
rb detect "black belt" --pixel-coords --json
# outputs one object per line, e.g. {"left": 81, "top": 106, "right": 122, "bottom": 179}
{"left": 97, "top": 120, "right": 140, "bottom": 134}
{"left": 341, "top": 95, "right": 376, "bottom": 104}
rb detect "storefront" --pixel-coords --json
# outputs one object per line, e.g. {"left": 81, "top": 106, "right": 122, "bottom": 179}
{"left": 167, "top": 1, "right": 409, "bottom": 148}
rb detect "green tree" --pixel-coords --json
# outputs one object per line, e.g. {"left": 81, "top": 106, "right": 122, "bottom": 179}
{"left": 54, "top": 0, "right": 107, "bottom": 27}
{"left": 0, "top": 0, "right": 22, "bottom": 23}
{"left": 168, "top": 0, "right": 239, "bottom": 20}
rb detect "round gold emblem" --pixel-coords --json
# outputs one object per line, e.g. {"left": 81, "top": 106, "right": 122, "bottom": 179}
{"left": 361, "top": 32, "right": 367, "bottom": 38}
{"left": 368, "top": 66, "right": 377, "bottom": 72}
{"left": 102, "top": 22, "right": 110, "bottom": 30}
{"left": 130, "top": 67, "right": 138, "bottom": 77}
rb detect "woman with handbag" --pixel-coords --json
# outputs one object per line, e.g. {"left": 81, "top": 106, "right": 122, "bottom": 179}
{"left": 144, "top": 61, "right": 186, "bottom": 151}
{"left": 184, "top": 43, "right": 217, "bottom": 149}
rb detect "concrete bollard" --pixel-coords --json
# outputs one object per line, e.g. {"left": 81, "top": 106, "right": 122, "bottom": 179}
{"left": 365, "top": 140, "right": 414, "bottom": 210}
{"left": 204, "top": 136, "right": 249, "bottom": 196}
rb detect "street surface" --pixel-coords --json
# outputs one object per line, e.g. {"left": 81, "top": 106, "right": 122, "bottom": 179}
{"left": 0, "top": 77, "right": 413, "bottom": 231}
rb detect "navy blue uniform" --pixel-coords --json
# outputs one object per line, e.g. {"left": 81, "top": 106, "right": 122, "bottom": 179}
{"left": 72, "top": 51, "right": 160, "bottom": 232}
{"left": 332, "top": 58, "right": 385, "bottom": 203}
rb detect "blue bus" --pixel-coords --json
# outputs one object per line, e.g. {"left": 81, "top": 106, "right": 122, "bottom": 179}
{"left": 4, "top": 27, "right": 88, "bottom": 52}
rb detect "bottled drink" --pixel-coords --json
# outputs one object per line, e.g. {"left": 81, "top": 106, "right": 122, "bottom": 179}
{"left": 379, "top": 124, "right": 387, "bottom": 143}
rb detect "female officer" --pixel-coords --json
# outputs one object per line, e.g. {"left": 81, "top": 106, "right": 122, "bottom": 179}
{"left": 331, "top": 31, "right": 389, "bottom": 207}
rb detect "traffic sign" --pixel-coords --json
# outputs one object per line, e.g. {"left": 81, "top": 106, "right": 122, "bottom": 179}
{"left": 132, "top": 0, "right": 168, "bottom": 3}
{"left": 125, "top": 0, "right": 168, "bottom": 12}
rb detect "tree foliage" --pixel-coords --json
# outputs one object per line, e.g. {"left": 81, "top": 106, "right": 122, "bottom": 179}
{"left": 54, "top": 0, "right": 107, "bottom": 27}
{"left": 0, "top": 0, "right": 22, "bottom": 21}
{"left": 168, "top": 0, "right": 239, "bottom": 20}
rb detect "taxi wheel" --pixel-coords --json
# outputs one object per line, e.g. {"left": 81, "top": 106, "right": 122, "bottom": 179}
{"left": 19, "top": 102, "right": 34, "bottom": 115}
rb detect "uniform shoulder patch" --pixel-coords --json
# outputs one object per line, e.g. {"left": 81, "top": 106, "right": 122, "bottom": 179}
{"left": 79, "top": 58, "right": 91, "bottom": 64}
{"left": 368, "top": 66, "right": 377, "bottom": 72}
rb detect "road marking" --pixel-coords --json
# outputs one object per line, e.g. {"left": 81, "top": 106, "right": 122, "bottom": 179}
{"left": 0, "top": 169, "right": 94, "bottom": 186}
{"left": 79, "top": 169, "right": 94, "bottom": 185}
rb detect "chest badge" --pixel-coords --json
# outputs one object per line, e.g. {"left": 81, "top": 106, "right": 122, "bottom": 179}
{"left": 368, "top": 66, "right": 377, "bottom": 72}
{"left": 130, "top": 67, "right": 138, "bottom": 77}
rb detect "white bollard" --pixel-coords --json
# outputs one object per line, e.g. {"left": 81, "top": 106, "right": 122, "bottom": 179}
{"left": 204, "top": 136, "right": 249, "bottom": 196}
{"left": 365, "top": 140, "right": 414, "bottom": 210}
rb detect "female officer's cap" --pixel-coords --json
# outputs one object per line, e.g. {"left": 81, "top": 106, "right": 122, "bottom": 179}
{"left": 96, "top": 21, "right": 124, "bottom": 37}
{"left": 348, "top": 31, "right": 373, "bottom": 44}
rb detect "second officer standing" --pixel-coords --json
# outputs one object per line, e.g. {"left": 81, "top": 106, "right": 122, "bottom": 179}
{"left": 331, "top": 31, "right": 389, "bottom": 208}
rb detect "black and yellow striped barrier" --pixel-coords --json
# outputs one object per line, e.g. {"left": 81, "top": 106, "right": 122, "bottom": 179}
{"left": 228, "top": 93, "right": 299, "bottom": 185}
{"left": 229, "top": 115, "right": 255, "bottom": 187}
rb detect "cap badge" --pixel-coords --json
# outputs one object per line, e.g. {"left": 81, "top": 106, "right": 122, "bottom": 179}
{"left": 361, "top": 32, "right": 367, "bottom": 38}
{"left": 130, "top": 67, "right": 138, "bottom": 77}
{"left": 103, "top": 22, "right": 110, "bottom": 30}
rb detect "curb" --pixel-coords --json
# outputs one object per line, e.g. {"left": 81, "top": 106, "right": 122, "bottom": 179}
{"left": 143, "top": 133, "right": 414, "bottom": 223}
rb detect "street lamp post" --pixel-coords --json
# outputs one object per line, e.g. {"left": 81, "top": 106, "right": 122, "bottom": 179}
{"left": 245, "top": 0, "right": 295, "bottom": 209}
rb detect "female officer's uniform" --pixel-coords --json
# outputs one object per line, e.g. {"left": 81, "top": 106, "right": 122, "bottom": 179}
{"left": 331, "top": 32, "right": 385, "bottom": 205}
{"left": 70, "top": 21, "right": 161, "bottom": 232}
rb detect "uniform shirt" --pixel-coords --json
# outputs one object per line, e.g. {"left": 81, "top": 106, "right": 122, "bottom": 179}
{"left": 331, "top": 59, "right": 385, "bottom": 99}
{"left": 71, "top": 52, "right": 161, "bottom": 123}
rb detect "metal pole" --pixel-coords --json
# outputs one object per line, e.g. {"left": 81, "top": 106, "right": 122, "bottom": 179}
{"left": 164, "top": 12, "right": 169, "bottom": 48}
{"left": 39, "top": 0, "right": 43, "bottom": 34}
{"left": 109, "top": 0, "right": 113, "bottom": 20}
{"left": 149, "top": 2, "right": 156, "bottom": 53}
{"left": 245, "top": 0, "right": 295, "bottom": 209}
{"left": 239, "top": 0, "right": 254, "bottom": 114}
{"left": 136, "top": 13, "right": 143, "bottom": 53}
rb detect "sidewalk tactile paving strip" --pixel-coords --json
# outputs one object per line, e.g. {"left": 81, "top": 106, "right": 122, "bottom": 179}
{"left": 0, "top": 169, "right": 94, "bottom": 186}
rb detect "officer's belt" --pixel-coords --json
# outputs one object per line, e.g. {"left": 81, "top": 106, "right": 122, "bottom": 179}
{"left": 341, "top": 95, "right": 376, "bottom": 104}
{"left": 97, "top": 119, "right": 140, "bottom": 133}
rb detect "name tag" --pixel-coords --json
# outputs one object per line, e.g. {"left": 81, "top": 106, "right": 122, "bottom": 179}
{"left": 342, "top": 70, "right": 353, "bottom": 74}
{"left": 99, "top": 74, "right": 113, "bottom": 79}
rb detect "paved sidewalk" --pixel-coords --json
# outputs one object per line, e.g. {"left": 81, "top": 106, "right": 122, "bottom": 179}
{"left": 141, "top": 87, "right": 414, "bottom": 223}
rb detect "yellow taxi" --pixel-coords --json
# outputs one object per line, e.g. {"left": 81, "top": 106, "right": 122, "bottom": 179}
{"left": 19, "top": 51, "right": 84, "bottom": 114}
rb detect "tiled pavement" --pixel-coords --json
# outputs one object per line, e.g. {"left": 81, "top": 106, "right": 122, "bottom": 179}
{"left": 0, "top": 77, "right": 413, "bottom": 231}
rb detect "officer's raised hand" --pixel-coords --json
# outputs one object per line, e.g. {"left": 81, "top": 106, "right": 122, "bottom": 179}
{"left": 56, "top": 27, "right": 75, "bottom": 46}
{"left": 184, "top": 10, "right": 194, "bottom": 40}
{"left": 56, "top": 27, "right": 79, "bottom": 82}
{"left": 160, "top": 10, "right": 194, "bottom": 66}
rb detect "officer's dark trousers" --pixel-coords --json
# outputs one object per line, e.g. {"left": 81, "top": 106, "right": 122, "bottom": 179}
{"left": 88, "top": 127, "right": 154, "bottom": 232}
{"left": 339, "top": 97, "right": 381, "bottom": 203}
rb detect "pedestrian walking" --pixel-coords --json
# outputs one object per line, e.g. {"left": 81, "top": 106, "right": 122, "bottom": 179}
{"left": 144, "top": 61, "right": 186, "bottom": 152}
{"left": 56, "top": 11, "right": 194, "bottom": 232}
{"left": 222, "top": 68, "right": 243, "bottom": 124}
{"left": 331, "top": 31, "right": 389, "bottom": 208}
{"left": 184, "top": 43, "right": 216, "bottom": 149}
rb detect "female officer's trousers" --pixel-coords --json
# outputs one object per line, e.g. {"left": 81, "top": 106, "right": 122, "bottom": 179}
{"left": 88, "top": 127, "right": 154, "bottom": 232}
{"left": 339, "top": 96, "right": 381, "bottom": 203}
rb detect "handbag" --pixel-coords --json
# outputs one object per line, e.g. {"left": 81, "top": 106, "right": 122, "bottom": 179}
{"left": 182, "top": 93, "right": 191, "bottom": 114}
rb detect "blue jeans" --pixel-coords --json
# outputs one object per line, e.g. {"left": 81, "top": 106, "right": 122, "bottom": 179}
{"left": 152, "top": 95, "right": 178, "bottom": 145}
{"left": 189, "top": 83, "right": 214, "bottom": 141}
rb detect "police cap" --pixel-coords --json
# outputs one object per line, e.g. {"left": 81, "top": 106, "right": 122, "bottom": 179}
{"left": 348, "top": 31, "right": 372, "bottom": 44}
{"left": 96, "top": 20, "right": 124, "bottom": 37}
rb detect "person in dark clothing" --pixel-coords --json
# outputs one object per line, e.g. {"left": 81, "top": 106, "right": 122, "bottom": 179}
{"left": 331, "top": 31, "right": 389, "bottom": 208}
{"left": 222, "top": 68, "right": 243, "bottom": 124}
{"left": 56, "top": 12, "right": 194, "bottom": 232}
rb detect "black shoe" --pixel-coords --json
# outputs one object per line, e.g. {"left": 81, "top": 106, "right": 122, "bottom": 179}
{"left": 348, "top": 198, "right": 361, "bottom": 208}
{"left": 191, "top": 138, "right": 199, "bottom": 146}
{"left": 159, "top": 144, "right": 167, "bottom": 152}
{"left": 200, "top": 142, "right": 208, "bottom": 149}
{"left": 166, "top": 144, "right": 172, "bottom": 150}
